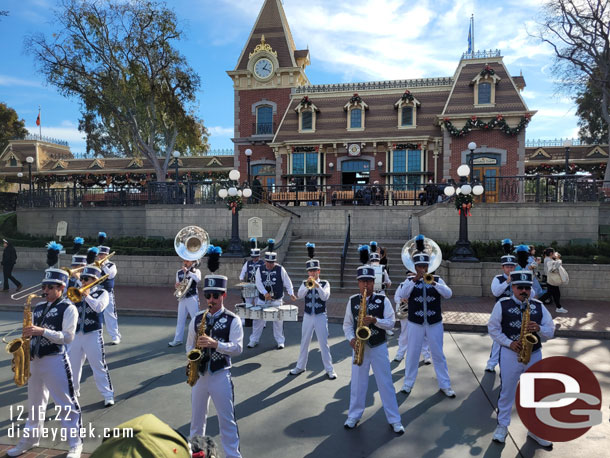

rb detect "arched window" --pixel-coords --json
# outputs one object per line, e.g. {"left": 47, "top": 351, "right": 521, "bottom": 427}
{"left": 394, "top": 91, "right": 420, "bottom": 128}
{"left": 401, "top": 106, "right": 413, "bottom": 126}
{"left": 344, "top": 94, "right": 368, "bottom": 130}
{"left": 350, "top": 108, "right": 362, "bottom": 129}
{"left": 478, "top": 82, "right": 491, "bottom": 104}
{"left": 301, "top": 111, "right": 313, "bottom": 131}
{"left": 256, "top": 106, "right": 273, "bottom": 135}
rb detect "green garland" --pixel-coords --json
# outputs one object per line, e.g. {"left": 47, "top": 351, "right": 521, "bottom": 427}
{"left": 526, "top": 162, "right": 606, "bottom": 177}
{"left": 226, "top": 195, "right": 243, "bottom": 212}
{"left": 443, "top": 114, "right": 532, "bottom": 137}
{"left": 454, "top": 193, "right": 474, "bottom": 213}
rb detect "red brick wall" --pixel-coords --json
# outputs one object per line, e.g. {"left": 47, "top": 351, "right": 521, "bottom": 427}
{"left": 448, "top": 130, "right": 521, "bottom": 180}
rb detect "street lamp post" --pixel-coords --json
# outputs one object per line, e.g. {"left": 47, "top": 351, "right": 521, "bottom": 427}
{"left": 218, "top": 169, "right": 253, "bottom": 256}
{"left": 563, "top": 139, "right": 572, "bottom": 202}
{"left": 444, "top": 162, "right": 485, "bottom": 262}
{"left": 245, "top": 148, "right": 253, "bottom": 185}
{"left": 17, "top": 172, "right": 23, "bottom": 193}
{"left": 26, "top": 156, "right": 34, "bottom": 207}
{"left": 467, "top": 141, "right": 477, "bottom": 178}
{"left": 172, "top": 151, "right": 180, "bottom": 204}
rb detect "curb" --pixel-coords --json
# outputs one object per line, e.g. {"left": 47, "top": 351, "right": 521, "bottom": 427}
{"left": 2, "top": 304, "right": 607, "bottom": 340}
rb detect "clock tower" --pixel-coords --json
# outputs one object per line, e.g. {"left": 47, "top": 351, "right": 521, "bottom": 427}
{"left": 228, "top": 0, "right": 310, "bottom": 189}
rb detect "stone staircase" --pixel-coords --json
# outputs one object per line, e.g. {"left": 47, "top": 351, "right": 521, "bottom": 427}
{"left": 283, "top": 239, "right": 409, "bottom": 298}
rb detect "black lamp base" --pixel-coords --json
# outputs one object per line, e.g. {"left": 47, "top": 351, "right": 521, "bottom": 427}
{"left": 449, "top": 241, "right": 479, "bottom": 262}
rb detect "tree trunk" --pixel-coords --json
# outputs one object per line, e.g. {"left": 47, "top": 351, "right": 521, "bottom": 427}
{"left": 604, "top": 128, "right": 610, "bottom": 188}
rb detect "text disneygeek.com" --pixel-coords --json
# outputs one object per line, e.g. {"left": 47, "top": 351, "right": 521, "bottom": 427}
{"left": 6, "top": 405, "right": 133, "bottom": 441}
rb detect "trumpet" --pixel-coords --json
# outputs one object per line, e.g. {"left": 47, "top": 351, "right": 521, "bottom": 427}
{"left": 61, "top": 265, "right": 87, "bottom": 278}
{"left": 66, "top": 274, "right": 109, "bottom": 303}
{"left": 95, "top": 251, "right": 116, "bottom": 268}
{"left": 424, "top": 273, "right": 435, "bottom": 284}
{"left": 305, "top": 277, "right": 317, "bottom": 290}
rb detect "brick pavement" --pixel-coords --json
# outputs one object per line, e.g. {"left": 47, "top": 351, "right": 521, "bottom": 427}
{"left": 0, "top": 444, "right": 91, "bottom": 457}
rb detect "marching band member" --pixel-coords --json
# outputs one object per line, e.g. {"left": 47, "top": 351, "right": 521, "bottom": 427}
{"left": 248, "top": 240, "right": 296, "bottom": 349}
{"left": 169, "top": 259, "right": 202, "bottom": 347}
{"left": 67, "top": 254, "right": 87, "bottom": 290}
{"left": 8, "top": 257, "right": 83, "bottom": 458}
{"left": 488, "top": 270, "right": 555, "bottom": 447}
{"left": 396, "top": 235, "right": 455, "bottom": 397}
{"left": 369, "top": 241, "right": 391, "bottom": 293}
{"left": 68, "top": 259, "right": 114, "bottom": 407}
{"left": 188, "top": 246, "right": 243, "bottom": 458}
{"left": 238, "top": 239, "right": 263, "bottom": 307}
{"left": 486, "top": 239, "right": 517, "bottom": 373}
{"left": 289, "top": 243, "right": 336, "bottom": 379}
{"left": 342, "top": 264, "right": 404, "bottom": 434}
{"left": 393, "top": 278, "right": 431, "bottom": 364}
{"left": 97, "top": 232, "right": 121, "bottom": 345}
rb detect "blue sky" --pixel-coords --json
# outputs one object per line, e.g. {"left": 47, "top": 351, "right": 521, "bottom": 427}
{"left": 0, "top": 0, "right": 579, "bottom": 154}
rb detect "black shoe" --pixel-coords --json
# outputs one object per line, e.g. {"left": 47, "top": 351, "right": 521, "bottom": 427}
{"left": 16, "top": 285, "right": 23, "bottom": 292}
{"left": 1, "top": 289, "right": 9, "bottom": 293}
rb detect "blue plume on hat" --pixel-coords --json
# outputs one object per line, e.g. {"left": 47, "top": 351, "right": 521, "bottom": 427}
{"left": 502, "top": 238, "right": 513, "bottom": 255}
{"left": 267, "top": 238, "right": 275, "bottom": 252}
{"left": 87, "top": 246, "right": 99, "bottom": 264}
{"left": 250, "top": 237, "right": 257, "bottom": 249}
{"left": 46, "top": 241, "right": 63, "bottom": 267}
{"left": 306, "top": 242, "right": 315, "bottom": 259}
{"left": 370, "top": 241, "right": 378, "bottom": 252}
{"left": 415, "top": 234, "right": 425, "bottom": 253}
{"left": 207, "top": 245, "right": 222, "bottom": 273}
{"left": 515, "top": 244, "right": 529, "bottom": 269}
{"left": 72, "top": 237, "right": 84, "bottom": 254}
{"left": 359, "top": 244, "right": 370, "bottom": 265}
{"left": 98, "top": 232, "right": 107, "bottom": 245}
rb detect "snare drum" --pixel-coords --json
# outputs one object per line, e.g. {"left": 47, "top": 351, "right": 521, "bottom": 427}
{"left": 278, "top": 304, "right": 298, "bottom": 321}
{"left": 242, "top": 283, "right": 258, "bottom": 298}
{"left": 262, "top": 307, "right": 280, "bottom": 321}
{"left": 248, "top": 306, "right": 263, "bottom": 320}
{"left": 235, "top": 303, "right": 248, "bottom": 319}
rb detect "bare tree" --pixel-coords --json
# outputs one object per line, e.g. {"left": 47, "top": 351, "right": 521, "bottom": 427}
{"left": 533, "top": 0, "right": 610, "bottom": 186}
{"left": 25, "top": 0, "right": 208, "bottom": 179}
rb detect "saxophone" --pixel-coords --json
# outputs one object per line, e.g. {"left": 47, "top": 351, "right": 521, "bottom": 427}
{"left": 518, "top": 297, "right": 539, "bottom": 365}
{"left": 4, "top": 294, "right": 39, "bottom": 386}
{"left": 186, "top": 309, "right": 210, "bottom": 386}
{"left": 353, "top": 289, "right": 371, "bottom": 366}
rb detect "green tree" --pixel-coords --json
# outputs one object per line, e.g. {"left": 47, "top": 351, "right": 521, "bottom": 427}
{"left": 576, "top": 76, "right": 609, "bottom": 144}
{"left": 0, "top": 103, "right": 28, "bottom": 153}
{"left": 25, "top": 0, "right": 209, "bottom": 179}
{"left": 534, "top": 0, "right": 610, "bottom": 186}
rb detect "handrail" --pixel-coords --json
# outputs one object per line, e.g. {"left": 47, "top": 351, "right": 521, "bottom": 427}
{"left": 270, "top": 202, "right": 301, "bottom": 218}
{"left": 340, "top": 213, "right": 351, "bottom": 288}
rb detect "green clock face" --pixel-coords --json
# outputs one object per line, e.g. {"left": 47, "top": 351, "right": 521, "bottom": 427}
{"left": 254, "top": 58, "right": 273, "bottom": 79}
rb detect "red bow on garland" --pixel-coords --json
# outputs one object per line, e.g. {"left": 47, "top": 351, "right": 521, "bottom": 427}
{"left": 458, "top": 202, "right": 472, "bottom": 217}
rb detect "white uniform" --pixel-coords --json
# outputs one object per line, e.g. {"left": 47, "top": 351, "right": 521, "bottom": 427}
{"left": 250, "top": 265, "right": 294, "bottom": 346}
{"left": 238, "top": 261, "right": 260, "bottom": 307}
{"left": 172, "top": 268, "right": 201, "bottom": 344}
{"left": 343, "top": 295, "right": 401, "bottom": 425}
{"left": 488, "top": 297, "right": 555, "bottom": 426}
{"left": 187, "top": 307, "right": 243, "bottom": 458}
{"left": 68, "top": 287, "right": 114, "bottom": 401}
{"left": 23, "top": 299, "right": 82, "bottom": 448}
{"left": 294, "top": 280, "right": 334, "bottom": 373}
{"left": 396, "top": 277, "right": 453, "bottom": 391}
{"left": 393, "top": 281, "right": 431, "bottom": 361}
{"left": 101, "top": 262, "right": 120, "bottom": 341}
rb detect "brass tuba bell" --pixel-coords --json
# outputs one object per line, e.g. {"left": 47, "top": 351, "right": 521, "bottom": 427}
{"left": 401, "top": 235, "right": 443, "bottom": 278}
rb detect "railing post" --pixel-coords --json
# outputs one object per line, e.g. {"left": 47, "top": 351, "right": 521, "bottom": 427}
{"left": 535, "top": 174, "right": 540, "bottom": 203}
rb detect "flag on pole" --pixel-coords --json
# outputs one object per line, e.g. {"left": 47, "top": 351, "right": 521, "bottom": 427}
{"left": 467, "top": 21, "right": 472, "bottom": 54}
{"left": 35, "top": 110, "right": 40, "bottom": 126}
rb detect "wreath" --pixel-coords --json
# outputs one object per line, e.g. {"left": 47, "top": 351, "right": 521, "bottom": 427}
{"left": 226, "top": 195, "right": 243, "bottom": 214}
{"left": 401, "top": 90, "right": 414, "bottom": 102}
{"left": 455, "top": 193, "right": 474, "bottom": 216}
{"left": 480, "top": 64, "right": 495, "bottom": 77}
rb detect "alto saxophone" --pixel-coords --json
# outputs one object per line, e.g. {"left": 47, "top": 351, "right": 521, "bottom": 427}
{"left": 518, "top": 297, "right": 539, "bottom": 365}
{"left": 186, "top": 308, "right": 210, "bottom": 386}
{"left": 353, "top": 288, "right": 371, "bottom": 366}
{"left": 3, "top": 294, "right": 39, "bottom": 386}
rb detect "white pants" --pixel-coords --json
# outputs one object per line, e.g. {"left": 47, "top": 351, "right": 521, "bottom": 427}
{"left": 404, "top": 321, "right": 451, "bottom": 390}
{"left": 249, "top": 299, "right": 284, "bottom": 345}
{"left": 68, "top": 329, "right": 113, "bottom": 399}
{"left": 173, "top": 295, "right": 199, "bottom": 343}
{"left": 347, "top": 343, "right": 401, "bottom": 424}
{"left": 190, "top": 369, "right": 241, "bottom": 458}
{"left": 487, "top": 340, "right": 500, "bottom": 368}
{"left": 396, "top": 318, "right": 431, "bottom": 359}
{"left": 23, "top": 353, "right": 82, "bottom": 447}
{"left": 497, "top": 347, "right": 542, "bottom": 427}
{"left": 103, "top": 291, "right": 121, "bottom": 341}
{"left": 295, "top": 313, "right": 333, "bottom": 372}
{"left": 244, "top": 297, "right": 255, "bottom": 307}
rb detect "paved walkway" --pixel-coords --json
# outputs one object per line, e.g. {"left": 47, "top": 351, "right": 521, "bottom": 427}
{"left": 1, "top": 270, "right": 608, "bottom": 339}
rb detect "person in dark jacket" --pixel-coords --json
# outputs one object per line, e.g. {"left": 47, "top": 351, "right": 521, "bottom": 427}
{"left": 2, "top": 239, "right": 22, "bottom": 292}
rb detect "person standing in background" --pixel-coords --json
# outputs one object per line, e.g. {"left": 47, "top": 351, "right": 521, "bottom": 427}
{"left": 2, "top": 239, "right": 22, "bottom": 292}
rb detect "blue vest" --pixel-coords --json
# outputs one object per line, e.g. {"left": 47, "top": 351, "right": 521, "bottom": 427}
{"left": 75, "top": 289, "right": 106, "bottom": 334}
{"left": 303, "top": 280, "right": 328, "bottom": 315}
{"left": 177, "top": 269, "right": 198, "bottom": 298}
{"left": 101, "top": 262, "right": 116, "bottom": 291}
{"left": 31, "top": 298, "right": 73, "bottom": 358}
{"left": 406, "top": 276, "right": 443, "bottom": 325}
{"left": 499, "top": 296, "right": 543, "bottom": 353}
{"left": 245, "top": 260, "right": 263, "bottom": 283}
{"left": 494, "top": 274, "right": 511, "bottom": 300}
{"left": 258, "top": 264, "right": 284, "bottom": 301}
{"left": 350, "top": 293, "right": 386, "bottom": 347}
{"left": 193, "top": 309, "right": 237, "bottom": 374}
